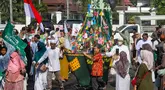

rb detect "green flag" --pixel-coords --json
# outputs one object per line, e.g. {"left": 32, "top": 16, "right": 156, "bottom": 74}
{"left": 2, "top": 22, "right": 27, "bottom": 63}
{"left": 66, "top": 53, "right": 91, "bottom": 86}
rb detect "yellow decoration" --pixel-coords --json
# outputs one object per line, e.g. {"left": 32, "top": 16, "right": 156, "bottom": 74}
{"left": 60, "top": 55, "right": 69, "bottom": 80}
{"left": 69, "top": 57, "right": 81, "bottom": 71}
{"left": 99, "top": 11, "right": 104, "bottom": 16}
{"left": 78, "top": 38, "right": 82, "bottom": 42}
{"left": 85, "top": 26, "right": 88, "bottom": 30}
{"left": 109, "top": 58, "right": 113, "bottom": 67}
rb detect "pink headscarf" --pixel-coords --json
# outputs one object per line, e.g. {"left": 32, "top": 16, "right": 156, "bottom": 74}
{"left": 140, "top": 50, "right": 154, "bottom": 70}
{"left": 7, "top": 52, "right": 25, "bottom": 73}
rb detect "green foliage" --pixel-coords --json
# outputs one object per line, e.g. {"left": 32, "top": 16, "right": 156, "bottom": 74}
{"left": 0, "top": 0, "right": 48, "bottom": 24}
{"left": 73, "top": 0, "right": 91, "bottom": 13}
{"left": 153, "top": 0, "right": 165, "bottom": 14}
{"left": 52, "top": 15, "right": 57, "bottom": 24}
{"left": 153, "top": 0, "right": 165, "bottom": 24}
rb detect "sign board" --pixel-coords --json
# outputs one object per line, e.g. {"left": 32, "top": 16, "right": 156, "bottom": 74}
{"left": 72, "top": 24, "right": 82, "bottom": 36}
{"left": 54, "top": 25, "right": 63, "bottom": 31}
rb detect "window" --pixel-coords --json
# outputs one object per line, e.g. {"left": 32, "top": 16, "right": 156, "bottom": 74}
{"left": 122, "top": 26, "right": 138, "bottom": 33}
{"left": 118, "top": 25, "right": 126, "bottom": 31}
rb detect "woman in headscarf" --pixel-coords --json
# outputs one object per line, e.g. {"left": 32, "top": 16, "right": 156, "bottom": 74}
{"left": 134, "top": 49, "right": 154, "bottom": 90}
{"left": 0, "top": 41, "right": 15, "bottom": 89}
{"left": 0, "top": 41, "right": 15, "bottom": 74}
{"left": 114, "top": 51, "right": 130, "bottom": 90}
{"left": 4, "top": 52, "right": 26, "bottom": 90}
{"left": 142, "top": 43, "right": 153, "bottom": 52}
{"left": 33, "top": 42, "right": 48, "bottom": 90}
{"left": 142, "top": 44, "right": 156, "bottom": 83}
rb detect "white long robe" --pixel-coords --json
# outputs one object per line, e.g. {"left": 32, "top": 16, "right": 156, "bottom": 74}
{"left": 106, "top": 45, "right": 131, "bottom": 90}
{"left": 113, "top": 59, "right": 130, "bottom": 90}
{"left": 38, "top": 47, "right": 60, "bottom": 72}
{"left": 106, "top": 45, "right": 131, "bottom": 63}
{"left": 34, "top": 70, "right": 48, "bottom": 90}
{"left": 136, "top": 39, "right": 152, "bottom": 63}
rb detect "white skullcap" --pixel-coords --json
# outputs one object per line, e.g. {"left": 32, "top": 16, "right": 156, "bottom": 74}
{"left": 50, "top": 40, "right": 56, "bottom": 44}
{"left": 50, "top": 37, "right": 58, "bottom": 44}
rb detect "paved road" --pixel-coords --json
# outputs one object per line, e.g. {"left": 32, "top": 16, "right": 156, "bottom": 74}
{"left": 27, "top": 76, "right": 158, "bottom": 90}
{"left": 27, "top": 68, "right": 158, "bottom": 90}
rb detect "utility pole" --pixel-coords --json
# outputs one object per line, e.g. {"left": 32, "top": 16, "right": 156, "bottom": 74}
{"left": 66, "top": 0, "right": 69, "bottom": 19}
{"left": 123, "top": 0, "right": 126, "bottom": 24}
{"left": 10, "top": 0, "right": 13, "bottom": 22}
{"left": 39, "top": 0, "right": 41, "bottom": 4}
{"left": 0, "top": 12, "right": 1, "bottom": 24}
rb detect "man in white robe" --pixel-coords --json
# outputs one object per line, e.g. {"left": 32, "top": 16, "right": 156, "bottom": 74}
{"left": 105, "top": 37, "right": 131, "bottom": 63}
{"left": 105, "top": 37, "right": 131, "bottom": 90}
{"left": 136, "top": 33, "right": 152, "bottom": 64}
{"left": 37, "top": 40, "right": 64, "bottom": 90}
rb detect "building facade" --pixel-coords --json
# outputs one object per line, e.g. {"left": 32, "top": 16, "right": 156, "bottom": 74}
{"left": 43, "top": 0, "right": 83, "bottom": 23}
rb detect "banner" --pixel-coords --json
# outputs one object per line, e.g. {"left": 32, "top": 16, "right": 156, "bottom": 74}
{"left": 66, "top": 53, "right": 111, "bottom": 86}
{"left": 2, "top": 22, "right": 27, "bottom": 63}
{"left": 54, "top": 25, "right": 63, "bottom": 31}
{"left": 72, "top": 24, "right": 82, "bottom": 36}
{"left": 66, "top": 54, "right": 91, "bottom": 86}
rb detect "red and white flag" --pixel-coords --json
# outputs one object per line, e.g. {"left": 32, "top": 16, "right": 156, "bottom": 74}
{"left": 24, "top": 0, "right": 44, "bottom": 32}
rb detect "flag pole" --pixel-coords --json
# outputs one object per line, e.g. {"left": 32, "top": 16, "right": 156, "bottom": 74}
{"left": 123, "top": 0, "right": 126, "bottom": 24}
{"left": 66, "top": 0, "right": 69, "bottom": 19}
{"left": 39, "top": 0, "right": 41, "bottom": 4}
{"left": 10, "top": 0, "right": 13, "bottom": 22}
{"left": 0, "top": 12, "right": 1, "bottom": 24}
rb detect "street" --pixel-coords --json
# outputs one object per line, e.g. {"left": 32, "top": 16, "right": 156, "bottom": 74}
{"left": 27, "top": 67, "right": 158, "bottom": 90}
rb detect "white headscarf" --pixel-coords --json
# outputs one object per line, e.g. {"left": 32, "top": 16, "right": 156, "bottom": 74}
{"left": 140, "top": 50, "right": 153, "bottom": 70}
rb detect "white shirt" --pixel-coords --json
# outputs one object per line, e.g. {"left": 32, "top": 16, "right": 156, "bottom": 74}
{"left": 38, "top": 47, "right": 60, "bottom": 72}
{"left": 30, "top": 42, "right": 38, "bottom": 54}
{"left": 136, "top": 39, "right": 152, "bottom": 63}
{"left": 136, "top": 39, "right": 152, "bottom": 51}
{"left": 64, "top": 34, "right": 72, "bottom": 50}
{"left": 106, "top": 45, "right": 131, "bottom": 63}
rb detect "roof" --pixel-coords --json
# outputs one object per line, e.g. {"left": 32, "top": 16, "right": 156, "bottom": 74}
{"left": 135, "top": 15, "right": 165, "bottom": 21}
{"left": 43, "top": 0, "right": 73, "bottom": 5}
{"left": 43, "top": 0, "right": 82, "bottom": 12}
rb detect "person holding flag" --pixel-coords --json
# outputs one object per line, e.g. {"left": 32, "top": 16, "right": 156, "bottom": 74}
{"left": 2, "top": 22, "right": 28, "bottom": 90}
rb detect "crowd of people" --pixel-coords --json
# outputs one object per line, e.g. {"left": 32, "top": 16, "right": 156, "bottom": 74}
{"left": 0, "top": 24, "right": 165, "bottom": 90}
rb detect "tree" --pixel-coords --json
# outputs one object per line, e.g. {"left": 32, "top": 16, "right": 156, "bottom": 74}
{"left": 153, "top": 0, "right": 165, "bottom": 15}
{"left": 152, "top": 0, "right": 165, "bottom": 24}
{"left": 0, "top": 0, "right": 48, "bottom": 24}
{"left": 73, "top": 0, "right": 91, "bottom": 13}
{"left": 0, "top": 0, "right": 11, "bottom": 23}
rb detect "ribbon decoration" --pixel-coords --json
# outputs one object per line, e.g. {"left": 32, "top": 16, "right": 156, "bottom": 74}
{"left": 92, "top": 17, "right": 96, "bottom": 25}
{"left": 102, "top": 17, "right": 108, "bottom": 29}
{"left": 87, "top": 4, "right": 91, "bottom": 13}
